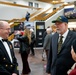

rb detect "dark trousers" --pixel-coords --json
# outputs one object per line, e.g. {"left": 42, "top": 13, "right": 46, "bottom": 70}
{"left": 30, "top": 43, "right": 35, "bottom": 55}
{"left": 21, "top": 51, "right": 31, "bottom": 74}
{"left": 45, "top": 50, "right": 49, "bottom": 60}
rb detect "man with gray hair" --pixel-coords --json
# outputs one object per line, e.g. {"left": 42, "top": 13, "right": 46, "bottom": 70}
{"left": 46, "top": 16, "right": 76, "bottom": 75}
{"left": 43, "top": 27, "right": 52, "bottom": 60}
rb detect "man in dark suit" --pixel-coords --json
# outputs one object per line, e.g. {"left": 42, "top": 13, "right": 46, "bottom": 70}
{"left": 0, "top": 21, "right": 19, "bottom": 75}
{"left": 46, "top": 16, "right": 76, "bottom": 75}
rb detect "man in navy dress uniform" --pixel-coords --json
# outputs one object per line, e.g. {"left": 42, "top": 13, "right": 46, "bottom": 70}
{"left": 0, "top": 21, "right": 19, "bottom": 75}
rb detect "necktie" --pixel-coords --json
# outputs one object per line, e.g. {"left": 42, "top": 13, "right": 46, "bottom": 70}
{"left": 58, "top": 35, "right": 63, "bottom": 54}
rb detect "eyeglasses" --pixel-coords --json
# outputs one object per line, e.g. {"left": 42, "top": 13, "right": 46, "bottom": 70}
{"left": 0, "top": 28, "right": 11, "bottom": 31}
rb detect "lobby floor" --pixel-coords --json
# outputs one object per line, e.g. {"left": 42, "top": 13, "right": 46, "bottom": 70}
{"left": 15, "top": 48, "right": 47, "bottom": 75}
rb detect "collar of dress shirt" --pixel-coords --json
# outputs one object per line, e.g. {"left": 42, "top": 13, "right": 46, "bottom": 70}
{"left": 62, "top": 29, "right": 69, "bottom": 39}
{"left": 0, "top": 37, "right": 3, "bottom": 41}
{"left": 0, "top": 37, "right": 8, "bottom": 42}
{"left": 59, "top": 29, "right": 69, "bottom": 43}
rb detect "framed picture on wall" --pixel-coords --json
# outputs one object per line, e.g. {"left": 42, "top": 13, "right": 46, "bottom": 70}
{"left": 64, "top": 8, "right": 76, "bottom": 19}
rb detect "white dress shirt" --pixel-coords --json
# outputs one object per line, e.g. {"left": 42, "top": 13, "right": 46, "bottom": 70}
{"left": 59, "top": 29, "right": 69, "bottom": 44}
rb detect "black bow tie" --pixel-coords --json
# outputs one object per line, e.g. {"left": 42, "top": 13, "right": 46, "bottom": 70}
{"left": 2, "top": 39, "right": 8, "bottom": 42}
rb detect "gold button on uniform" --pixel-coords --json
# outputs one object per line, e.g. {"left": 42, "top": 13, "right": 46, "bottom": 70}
{"left": 10, "top": 65, "right": 13, "bottom": 67}
{"left": 3, "top": 58, "right": 6, "bottom": 60}
{"left": 5, "top": 65, "right": 8, "bottom": 67}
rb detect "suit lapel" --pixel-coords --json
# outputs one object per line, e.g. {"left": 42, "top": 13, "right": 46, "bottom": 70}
{"left": 61, "top": 31, "right": 72, "bottom": 52}
{"left": 7, "top": 41, "right": 13, "bottom": 62}
{"left": 0, "top": 41, "right": 12, "bottom": 62}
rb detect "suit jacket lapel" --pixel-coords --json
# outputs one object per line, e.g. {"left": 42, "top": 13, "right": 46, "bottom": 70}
{"left": 61, "top": 30, "right": 72, "bottom": 51}
{"left": 7, "top": 41, "right": 13, "bottom": 62}
{"left": 0, "top": 41, "right": 12, "bottom": 62}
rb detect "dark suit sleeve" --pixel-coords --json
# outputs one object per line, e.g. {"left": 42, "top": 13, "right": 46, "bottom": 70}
{"left": 0, "top": 65, "right": 11, "bottom": 75}
{"left": 46, "top": 36, "right": 52, "bottom": 73}
{"left": 43, "top": 34, "right": 50, "bottom": 49}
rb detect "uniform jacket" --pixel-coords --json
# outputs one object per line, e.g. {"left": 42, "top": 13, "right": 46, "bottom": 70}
{"left": 0, "top": 40, "right": 19, "bottom": 75}
{"left": 46, "top": 30, "right": 76, "bottom": 75}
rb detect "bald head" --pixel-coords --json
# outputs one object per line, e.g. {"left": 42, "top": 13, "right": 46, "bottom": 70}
{"left": 0, "top": 21, "right": 10, "bottom": 39}
{"left": 0, "top": 21, "right": 9, "bottom": 28}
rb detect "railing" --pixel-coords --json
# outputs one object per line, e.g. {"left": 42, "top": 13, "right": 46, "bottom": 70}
{"left": 41, "top": 6, "right": 63, "bottom": 21}
{"left": 0, "top": 1, "right": 41, "bottom": 10}
{"left": 8, "top": 19, "right": 19, "bottom": 23}
{"left": 7, "top": 8, "right": 42, "bottom": 41}
{"left": 8, "top": 33, "right": 14, "bottom": 41}
{"left": 8, "top": 19, "right": 16, "bottom": 41}
{"left": 17, "top": 8, "right": 43, "bottom": 22}
{"left": 30, "top": 7, "right": 53, "bottom": 21}
{"left": 34, "top": 2, "right": 74, "bottom": 21}
{"left": 19, "top": 7, "right": 53, "bottom": 22}
{"left": 11, "top": 2, "right": 74, "bottom": 22}
{"left": 8, "top": 19, "right": 23, "bottom": 41}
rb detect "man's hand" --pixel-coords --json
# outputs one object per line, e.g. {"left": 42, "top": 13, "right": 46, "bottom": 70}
{"left": 12, "top": 73, "right": 17, "bottom": 75}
